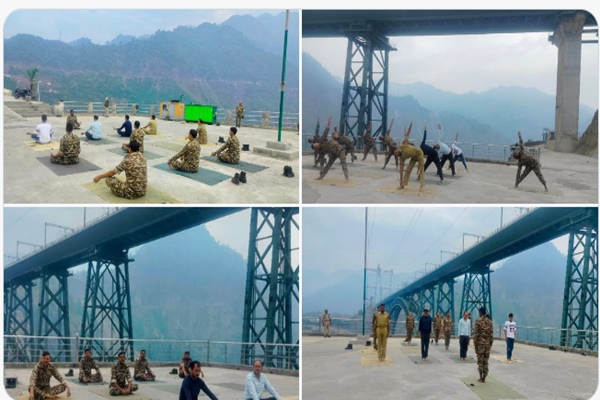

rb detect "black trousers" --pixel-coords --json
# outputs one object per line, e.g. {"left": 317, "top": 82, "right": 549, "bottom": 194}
{"left": 459, "top": 335, "right": 470, "bottom": 358}
{"left": 440, "top": 153, "right": 455, "bottom": 176}
{"left": 421, "top": 332, "right": 430, "bottom": 358}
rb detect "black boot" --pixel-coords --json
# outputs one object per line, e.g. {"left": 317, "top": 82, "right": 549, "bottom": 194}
{"left": 285, "top": 166, "right": 295, "bottom": 178}
{"left": 239, "top": 171, "right": 247, "bottom": 183}
{"left": 283, "top": 166, "right": 290, "bottom": 176}
{"left": 231, "top": 172, "right": 240, "bottom": 185}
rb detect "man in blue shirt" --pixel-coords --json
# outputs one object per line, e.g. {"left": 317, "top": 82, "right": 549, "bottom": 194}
{"left": 114, "top": 114, "right": 132, "bottom": 137}
{"left": 179, "top": 360, "right": 218, "bottom": 400}
{"left": 84, "top": 115, "right": 102, "bottom": 140}
{"left": 418, "top": 309, "right": 433, "bottom": 361}
{"left": 458, "top": 311, "right": 472, "bottom": 360}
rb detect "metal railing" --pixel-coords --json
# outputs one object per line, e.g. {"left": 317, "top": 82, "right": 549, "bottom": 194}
{"left": 4, "top": 335, "right": 299, "bottom": 370}
{"left": 302, "top": 317, "right": 598, "bottom": 351}
{"left": 62, "top": 101, "right": 299, "bottom": 130}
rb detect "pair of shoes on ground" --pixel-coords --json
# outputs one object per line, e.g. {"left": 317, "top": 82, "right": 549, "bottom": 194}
{"left": 231, "top": 171, "right": 247, "bottom": 185}
{"left": 283, "top": 165, "right": 295, "bottom": 178}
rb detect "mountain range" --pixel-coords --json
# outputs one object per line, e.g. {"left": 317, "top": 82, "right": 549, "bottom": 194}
{"left": 302, "top": 52, "right": 596, "bottom": 145}
{"left": 3, "top": 11, "right": 299, "bottom": 112}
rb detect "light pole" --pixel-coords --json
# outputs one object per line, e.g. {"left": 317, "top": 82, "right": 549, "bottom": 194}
{"left": 37, "top": 81, "right": 41, "bottom": 102}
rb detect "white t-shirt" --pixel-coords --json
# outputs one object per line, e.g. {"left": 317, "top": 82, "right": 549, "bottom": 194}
{"left": 35, "top": 122, "right": 54, "bottom": 143}
{"left": 451, "top": 141, "right": 462, "bottom": 155}
{"left": 504, "top": 320, "right": 517, "bottom": 339}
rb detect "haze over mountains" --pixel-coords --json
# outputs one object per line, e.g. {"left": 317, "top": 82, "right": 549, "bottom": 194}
{"left": 3, "top": 12, "right": 299, "bottom": 112}
{"left": 302, "top": 52, "right": 596, "bottom": 145}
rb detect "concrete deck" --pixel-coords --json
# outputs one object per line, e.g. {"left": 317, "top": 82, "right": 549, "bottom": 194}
{"left": 302, "top": 335, "right": 598, "bottom": 400}
{"left": 302, "top": 148, "right": 598, "bottom": 203}
{"left": 2, "top": 366, "right": 299, "bottom": 400}
{"left": 3, "top": 98, "right": 299, "bottom": 204}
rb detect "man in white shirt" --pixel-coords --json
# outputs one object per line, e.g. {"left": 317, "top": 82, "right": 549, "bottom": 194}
{"left": 27, "top": 114, "right": 54, "bottom": 143}
{"left": 84, "top": 115, "right": 102, "bottom": 140}
{"left": 504, "top": 313, "right": 517, "bottom": 360}
{"left": 433, "top": 123, "right": 456, "bottom": 176}
{"left": 458, "top": 311, "right": 471, "bottom": 360}
{"left": 451, "top": 132, "right": 469, "bottom": 171}
{"left": 244, "top": 360, "right": 281, "bottom": 400}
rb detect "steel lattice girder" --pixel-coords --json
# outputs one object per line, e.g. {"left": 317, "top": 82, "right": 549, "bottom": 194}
{"left": 419, "top": 286, "right": 436, "bottom": 313}
{"left": 560, "top": 226, "right": 598, "bottom": 349}
{"left": 460, "top": 266, "right": 493, "bottom": 320}
{"left": 241, "top": 208, "right": 299, "bottom": 369}
{"left": 436, "top": 280, "right": 455, "bottom": 321}
{"left": 340, "top": 33, "right": 394, "bottom": 143}
{"left": 81, "top": 257, "right": 134, "bottom": 361}
{"left": 4, "top": 281, "right": 35, "bottom": 362}
{"left": 37, "top": 271, "right": 71, "bottom": 362}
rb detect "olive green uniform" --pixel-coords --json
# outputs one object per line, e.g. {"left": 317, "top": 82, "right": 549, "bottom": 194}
{"left": 235, "top": 103, "right": 245, "bottom": 127}
{"left": 375, "top": 311, "right": 390, "bottom": 361}
{"left": 67, "top": 113, "right": 81, "bottom": 129}
{"left": 134, "top": 357, "right": 155, "bottom": 381}
{"left": 29, "top": 362, "right": 68, "bottom": 400}
{"left": 144, "top": 119, "right": 157, "bottom": 135}
{"left": 51, "top": 131, "right": 80, "bottom": 165}
{"left": 109, "top": 361, "right": 138, "bottom": 396}
{"left": 399, "top": 144, "right": 425, "bottom": 189}
{"left": 405, "top": 313, "right": 415, "bottom": 343}
{"left": 444, "top": 315, "right": 453, "bottom": 348}
{"left": 122, "top": 127, "right": 145, "bottom": 153}
{"left": 322, "top": 312, "right": 332, "bottom": 337}
{"left": 106, "top": 152, "right": 147, "bottom": 199}
{"left": 79, "top": 356, "right": 103, "bottom": 382}
{"left": 474, "top": 315, "right": 494, "bottom": 379}
{"left": 434, "top": 313, "right": 444, "bottom": 344}
{"left": 170, "top": 140, "right": 200, "bottom": 173}
{"left": 215, "top": 135, "right": 240, "bottom": 164}
{"left": 197, "top": 123, "right": 208, "bottom": 144}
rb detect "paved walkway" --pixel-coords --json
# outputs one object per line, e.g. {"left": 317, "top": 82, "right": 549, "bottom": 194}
{"left": 302, "top": 335, "right": 597, "bottom": 400}
{"left": 302, "top": 148, "right": 598, "bottom": 203}
{"left": 2, "top": 366, "right": 298, "bottom": 400}
{"left": 3, "top": 100, "right": 299, "bottom": 204}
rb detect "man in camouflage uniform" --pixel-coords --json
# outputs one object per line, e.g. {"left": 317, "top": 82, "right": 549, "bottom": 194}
{"left": 332, "top": 127, "right": 356, "bottom": 164}
{"left": 66, "top": 109, "right": 81, "bottom": 129}
{"left": 122, "top": 120, "right": 145, "bottom": 153}
{"left": 405, "top": 312, "right": 415, "bottom": 345}
{"left": 110, "top": 351, "right": 138, "bottom": 395}
{"left": 396, "top": 123, "right": 425, "bottom": 192}
{"left": 134, "top": 349, "right": 155, "bottom": 381}
{"left": 211, "top": 127, "right": 240, "bottom": 164}
{"left": 321, "top": 309, "right": 332, "bottom": 338}
{"left": 375, "top": 304, "right": 390, "bottom": 361}
{"left": 235, "top": 101, "right": 245, "bottom": 128}
{"left": 94, "top": 140, "right": 147, "bottom": 199}
{"left": 29, "top": 351, "right": 71, "bottom": 400}
{"left": 196, "top": 119, "right": 208, "bottom": 145}
{"left": 444, "top": 311, "right": 453, "bottom": 350}
{"left": 50, "top": 122, "right": 80, "bottom": 165}
{"left": 380, "top": 119, "right": 399, "bottom": 170}
{"left": 372, "top": 305, "right": 382, "bottom": 350}
{"left": 142, "top": 115, "right": 158, "bottom": 135}
{"left": 79, "top": 348, "right": 103, "bottom": 383}
{"left": 360, "top": 122, "right": 378, "bottom": 162}
{"left": 104, "top": 97, "right": 110, "bottom": 117}
{"left": 433, "top": 311, "right": 444, "bottom": 345}
{"left": 312, "top": 139, "right": 349, "bottom": 181}
{"left": 169, "top": 129, "right": 201, "bottom": 173}
{"left": 474, "top": 307, "right": 494, "bottom": 383}
{"left": 308, "top": 117, "right": 332, "bottom": 168}
{"left": 514, "top": 131, "right": 547, "bottom": 191}
{"left": 179, "top": 351, "right": 193, "bottom": 378}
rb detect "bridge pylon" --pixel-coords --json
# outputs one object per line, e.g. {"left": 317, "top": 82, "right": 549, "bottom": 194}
{"left": 436, "top": 280, "right": 455, "bottom": 322}
{"left": 340, "top": 32, "right": 395, "bottom": 142}
{"left": 4, "top": 280, "right": 35, "bottom": 362}
{"left": 560, "top": 224, "right": 598, "bottom": 350}
{"left": 241, "top": 208, "right": 299, "bottom": 369}
{"left": 37, "top": 270, "right": 71, "bottom": 362}
{"left": 460, "top": 265, "right": 492, "bottom": 320}
{"left": 81, "top": 253, "right": 134, "bottom": 361}
{"left": 417, "top": 286, "right": 436, "bottom": 314}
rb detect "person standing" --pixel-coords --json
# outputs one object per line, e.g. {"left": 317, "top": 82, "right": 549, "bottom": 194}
{"left": 235, "top": 101, "right": 245, "bottom": 128}
{"left": 104, "top": 97, "right": 110, "bottom": 117}
{"left": 405, "top": 312, "right": 415, "bottom": 345}
{"left": 458, "top": 311, "right": 472, "bottom": 360}
{"left": 371, "top": 305, "right": 381, "bottom": 350}
{"left": 474, "top": 307, "right": 494, "bottom": 383}
{"left": 312, "top": 140, "right": 349, "bottom": 181}
{"left": 380, "top": 119, "right": 398, "bottom": 170}
{"left": 360, "top": 122, "right": 378, "bottom": 161}
{"left": 514, "top": 131, "right": 547, "bottom": 191}
{"left": 375, "top": 304, "right": 390, "bottom": 361}
{"left": 419, "top": 123, "right": 444, "bottom": 183}
{"left": 418, "top": 309, "right": 432, "bottom": 361}
{"left": 451, "top": 132, "right": 468, "bottom": 172}
{"left": 321, "top": 309, "right": 332, "bottom": 338}
{"left": 504, "top": 313, "right": 517, "bottom": 361}
{"left": 433, "top": 312, "right": 444, "bottom": 345}
{"left": 444, "top": 311, "right": 453, "bottom": 350}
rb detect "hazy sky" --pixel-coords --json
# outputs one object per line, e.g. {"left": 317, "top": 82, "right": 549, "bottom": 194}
{"left": 304, "top": 30, "right": 599, "bottom": 110}
{"left": 3, "top": 207, "right": 299, "bottom": 269}
{"left": 2, "top": 9, "right": 285, "bottom": 45}
{"left": 303, "top": 207, "right": 570, "bottom": 294}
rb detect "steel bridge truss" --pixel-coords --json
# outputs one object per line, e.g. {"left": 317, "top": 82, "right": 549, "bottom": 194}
{"left": 436, "top": 280, "right": 455, "bottom": 321}
{"left": 241, "top": 208, "right": 299, "bottom": 369}
{"left": 561, "top": 225, "right": 598, "bottom": 350}
{"left": 340, "top": 33, "right": 395, "bottom": 143}
{"left": 460, "top": 265, "right": 493, "bottom": 320}
{"left": 81, "top": 255, "right": 134, "bottom": 361}
{"left": 37, "top": 271, "right": 71, "bottom": 361}
{"left": 4, "top": 281, "right": 35, "bottom": 362}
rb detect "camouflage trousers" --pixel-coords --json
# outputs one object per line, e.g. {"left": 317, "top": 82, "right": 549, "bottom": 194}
{"left": 105, "top": 107, "right": 110, "bottom": 117}
{"left": 134, "top": 373, "right": 155, "bottom": 381}
{"left": 235, "top": 115, "right": 243, "bottom": 127}
{"left": 382, "top": 150, "right": 398, "bottom": 169}
{"left": 122, "top": 143, "right": 144, "bottom": 154}
{"left": 406, "top": 328, "right": 413, "bottom": 342}
{"left": 217, "top": 152, "right": 239, "bottom": 164}
{"left": 50, "top": 156, "right": 79, "bottom": 165}
{"left": 320, "top": 153, "right": 348, "bottom": 180}
{"left": 444, "top": 331, "right": 451, "bottom": 347}
{"left": 33, "top": 384, "right": 67, "bottom": 400}
{"left": 477, "top": 349, "right": 491, "bottom": 378}
{"left": 106, "top": 177, "right": 146, "bottom": 199}
{"left": 197, "top": 132, "right": 208, "bottom": 144}
{"left": 434, "top": 328, "right": 442, "bottom": 343}
{"left": 171, "top": 159, "right": 198, "bottom": 173}
{"left": 110, "top": 383, "right": 139, "bottom": 396}
{"left": 362, "top": 143, "right": 378, "bottom": 161}
{"left": 516, "top": 165, "right": 546, "bottom": 188}
{"left": 79, "top": 372, "right": 103, "bottom": 382}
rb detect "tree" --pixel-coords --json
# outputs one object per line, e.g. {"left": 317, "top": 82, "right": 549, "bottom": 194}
{"left": 26, "top": 68, "right": 39, "bottom": 93}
